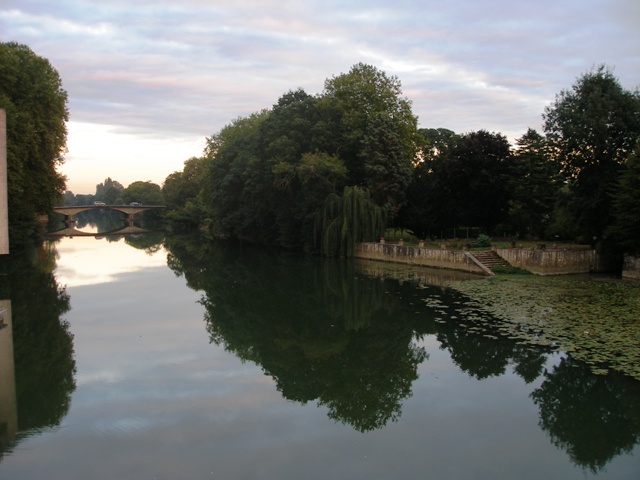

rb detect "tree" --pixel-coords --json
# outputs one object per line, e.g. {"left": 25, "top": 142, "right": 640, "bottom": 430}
{"left": 200, "top": 65, "right": 421, "bottom": 253}
{"left": 202, "top": 110, "right": 270, "bottom": 239}
{"left": 507, "top": 129, "right": 559, "bottom": 238}
{"left": 321, "top": 63, "right": 420, "bottom": 214}
{"left": 451, "top": 130, "right": 512, "bottom": 231}
{"left": 411, "top": 130, "right": 511, "bottom": 234}
{"left": 123, "top": 181, "right": 163, "bottom": 205}
{"left": 398, "top": 128, "right": 460, "bottom": 238}
{"left": 95, "top": 177, "right": 125, "bottom": 204}
{"left": 314, "top": 186, "right": 386, "bottom": 257}
{"left": 610, "top": 142, "right": 640, "bottom": 254}
{"left": 0, "top": 42, "right": 68, "bottom": 243}
{"left": 162, "top": 157, "right": 206, "bottom": 228}
{"left": 420, "top": 127, "right": 459, "bottom": 164}
{"left": 543, "top": 65, "right": 640, "bottom": 245}
{"left": 162, "top": 157, "right": 205, "bottom": 209}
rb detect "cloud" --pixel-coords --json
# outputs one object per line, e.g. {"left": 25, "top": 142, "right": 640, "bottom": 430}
{"left": 1, "top": 0, "right": 639, "bottom": 192}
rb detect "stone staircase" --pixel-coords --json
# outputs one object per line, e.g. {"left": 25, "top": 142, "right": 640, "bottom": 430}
{"left": 465, "top": 250, "right": 512, "bottom": 275}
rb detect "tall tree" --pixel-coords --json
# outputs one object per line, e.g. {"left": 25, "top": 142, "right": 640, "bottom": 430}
{"left": 321, "top": 63, "right": 420, "bottom": 214}
{"left": 200, "top": 65, "right": 421, "bottom": 253}
{"left": 162, "top": 157, "right": 206, "bottom": 228}
{"left": 543, "top": 65, "right": 640, "bottom": 245}
{"left": 450, "top": 130, "right": 512, "bottom": 231}
{"left": 610, "top": 142, "right": 640, "bottom": 254}
{"left": 122, "top": 181, "right": 163, "bottom": 205}
{"left": 413, "top": 130, "right": 511, "bottom": 234}
{"left": 95, "top": 177, "right": 124, "bottom": 203}
{"left": 0, "top": 42, "right": 68, "bottom": 244}
{"left": 507, "top": 129, "right": 559, "bottom": 238}
{"left": 202, "top": 110, "right": 270, "bottom": 239}
{"left": 398, "top": 128, "right": 460, "bottom": 238}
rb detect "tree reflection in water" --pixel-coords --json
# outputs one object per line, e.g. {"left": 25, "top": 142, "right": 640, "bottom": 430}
{"left": 531, "top": 356, "right": 640, "bottom": 472}
{"left": 0, "top": 243, "right": 76, "bottom": 459}
{"left": 165, "top": 234, "right": 640, "bottom": 470}
{"left": 166, "top": 235, "right": 426, "bottom": 432}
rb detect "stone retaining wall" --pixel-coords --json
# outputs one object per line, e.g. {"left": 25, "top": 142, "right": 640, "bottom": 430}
{"left": 495, "top": 248, "right": 595, "bottom": 275}
{"left": 355, "top": 243, "right": 604, "bottom": 276}
{"left": 622, "top": 256, "right": 640, "bottom": 281}
{"left": 354, "top": 243, "right": 487, "bottom": 274}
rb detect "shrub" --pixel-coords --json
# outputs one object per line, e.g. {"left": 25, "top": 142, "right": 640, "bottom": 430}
{"left": 470, "top": 234, "right": 492, "bottom": 248}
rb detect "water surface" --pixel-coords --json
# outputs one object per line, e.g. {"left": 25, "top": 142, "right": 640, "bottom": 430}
{"left": 0, "top": 234, "right": 638, "bottom": 479}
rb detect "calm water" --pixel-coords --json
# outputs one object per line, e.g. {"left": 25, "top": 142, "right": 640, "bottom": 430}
{"left": 0, "top": 232, "right": 639, "bottom": 479}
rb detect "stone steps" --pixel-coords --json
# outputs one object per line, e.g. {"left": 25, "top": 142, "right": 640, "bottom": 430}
{"left": 467, "top": 250, "right": 511, "bottom": 272}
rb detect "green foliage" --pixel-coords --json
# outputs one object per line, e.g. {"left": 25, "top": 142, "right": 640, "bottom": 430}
{"left": 397, "top": 128, "right": 460, "bottom": 237}
{"left": 543, "top": 65, "right": 640, "bottom": 243}
{"left": 470, "top": 234, "right": 492, "bottom": 248}
{"left": 321, "top": 63, "right": 419, "bottom": 214}
{"left": 0, "top": 42, "right": 68, "bottom": 243}
{"left": 162, "top": 157, "right": 206, "bottom": 228}
{"left": 202, "top": 110, "right": 272, "bottom": 240}
{"left": 449, "top": 275, "right": 640, "bottom": 380}
{"left": 314, "top": 186, "right": 386, "bottom": 257}
{"left": 383, "top": 228, "right": 417, "bottom": 243}
{"left": 544, "top": 65, "right": 640, "bottom": 176}
{"left": 507, "top": 129, "right": 559, "bottom": 238}
{"left": 402, "top": 129, "right": 512, "bottom": 235}
{"left": 168, "top": 63, "right": 639, "bottom": 257}
{"left": 610, "top": 143, "right": 640, "bottom": 254}
{"left": 95, "top": 177, "right": 124, "bottom": 204}
{"left": 193, "top": 65, "right": 419, "bottom": 251}
{"left": 0, "top": 245, "right": 75, "bottom": 434}
{"left": 123, "top": 181, "right": 163, "bottom": 205}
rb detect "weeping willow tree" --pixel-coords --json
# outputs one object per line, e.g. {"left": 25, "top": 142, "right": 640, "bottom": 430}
{"left": 315, "top": 186, "right": 386, "bottom": 257}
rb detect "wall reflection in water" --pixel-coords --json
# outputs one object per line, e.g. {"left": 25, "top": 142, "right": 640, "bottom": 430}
{"left": 0, "top": 245, "right": 76, "bottom": 460}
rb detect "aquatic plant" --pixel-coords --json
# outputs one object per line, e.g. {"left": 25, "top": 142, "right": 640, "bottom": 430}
{"left": 447, "top": 275, "right": 640, "bottom": 380}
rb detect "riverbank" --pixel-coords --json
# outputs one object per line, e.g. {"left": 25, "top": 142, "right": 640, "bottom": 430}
{"left": 354, "top": 242, "right": 487, "bottom": 274}
{"left": 355, "top": 242, "right": 600, "bottom": 276}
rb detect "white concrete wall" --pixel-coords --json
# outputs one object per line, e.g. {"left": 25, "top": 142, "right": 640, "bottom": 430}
{"left": 0, "top": 109, "right": 8, "bottom": 254}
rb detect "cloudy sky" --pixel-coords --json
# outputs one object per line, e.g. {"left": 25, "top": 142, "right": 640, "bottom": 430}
{"left": 2, "top": 0, "right": 639, "bottom": 194}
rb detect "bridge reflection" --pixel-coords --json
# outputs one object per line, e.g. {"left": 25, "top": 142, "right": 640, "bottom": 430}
{"left": 45, "top": 225, "right": 157, "bottom": 238}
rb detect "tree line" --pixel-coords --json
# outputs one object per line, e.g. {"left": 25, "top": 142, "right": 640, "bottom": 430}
{"left": 2, "top": 41, "right": 639, "bottom": 256}
{"left": 161, "top": 63, "right": 640, "bottom": 256}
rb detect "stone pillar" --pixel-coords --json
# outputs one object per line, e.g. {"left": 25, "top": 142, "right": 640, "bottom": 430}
{"left": 0, "top": 109, "right": 8, "bottom": 254}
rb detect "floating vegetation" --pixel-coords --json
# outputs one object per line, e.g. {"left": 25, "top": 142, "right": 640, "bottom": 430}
{"left": 445, "top": 275, "right": 640, "bottom": 380}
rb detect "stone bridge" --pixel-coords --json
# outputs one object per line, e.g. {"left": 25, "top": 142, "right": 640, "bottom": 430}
{"left": 52, "top": 204, "right": 165, "bottom": 225}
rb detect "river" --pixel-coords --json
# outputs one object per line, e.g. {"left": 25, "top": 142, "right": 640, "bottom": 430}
{"left": 0, "top": 232, "right": 638, "bottom": 479}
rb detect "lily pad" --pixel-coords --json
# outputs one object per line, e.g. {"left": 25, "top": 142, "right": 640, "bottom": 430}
{"left": 446, "top": 275, "right": 640, "bottom": 380}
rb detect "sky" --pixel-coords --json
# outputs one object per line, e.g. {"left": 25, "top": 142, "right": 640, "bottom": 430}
{"left": 1, "top": 0, "right": 639, "bottom": 194}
